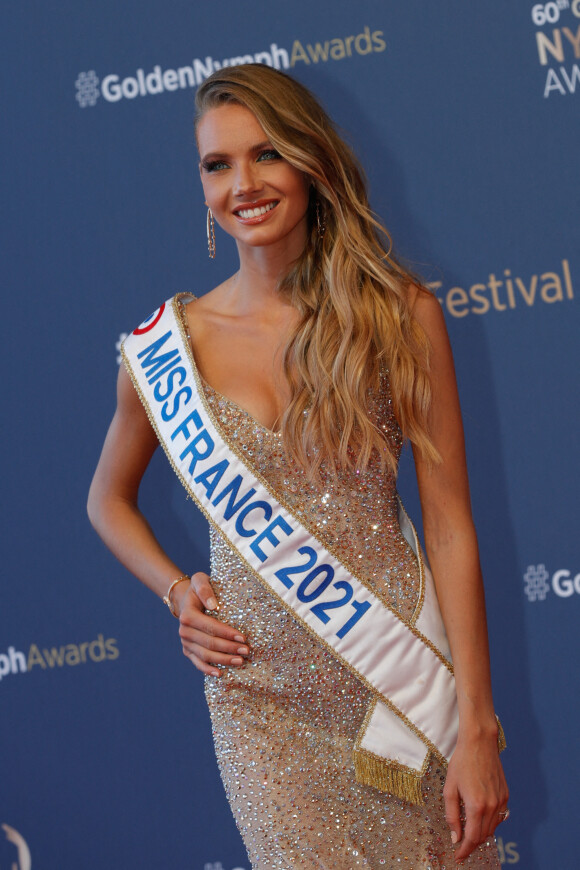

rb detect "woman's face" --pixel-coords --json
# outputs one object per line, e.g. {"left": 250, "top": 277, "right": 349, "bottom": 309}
{"left": 197, "top": 103, "right": 310, "bottom": 253}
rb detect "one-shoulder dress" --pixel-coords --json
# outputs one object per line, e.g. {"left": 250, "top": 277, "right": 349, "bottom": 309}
{"left": 177, "top": 301, "right": 501, "bottom": 869}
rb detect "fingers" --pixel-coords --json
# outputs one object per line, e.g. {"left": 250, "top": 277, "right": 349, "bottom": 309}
{"left": 467, "top": 774, "right": 509, "bottom": 850}
{"left": 178, "top": 573, "right": 246, "bottom": 640}
{"left": 183, "top": 648, "right": 245, "bottom": 678}
{"left": 184, "top": 651, "right": 222, "bottom": 677}
{"left": 181, "top": 629, "right": 250, "bottom": 677}
{"left": 179, "top": 602, "right": 246, "bottom": 645}
{"left": 443, "top": 781, "right": 463, "bottom": 852}
{"left": 178, "top": 572, "right": 251, "bottom": 676}
{"left": 450, "top": 792, "right": 510, "bottom": 863}
{"left": 483, "top": 788, "right": 510, "bottom": 841}
{"left": 180, "top": 625, "right": 250, "bottom": 662}
{"left": 180, "top": 630, "right": 250, "bottom": 677}
{"left": 454, "top": 802, "right": 485, "bottom": 862}
{"left": 190, "top": 570, "right": 220, "bottom": 612}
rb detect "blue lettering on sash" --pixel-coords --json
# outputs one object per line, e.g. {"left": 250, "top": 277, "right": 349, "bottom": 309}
{"left": 250, "top": 516, "right": 294, "bottom": 562}
{"left": 180, "top": 430, "right": 215, "bottom": 474}
{"left": 212, "top": 475, "right": 257, "bottom": 520}
{"left": 144, "top": 353, "right": 191, "bottom": 421}
{"left": 161, "top": 387, "right": 192, "bottom": 421}
{"left": 234, "top": 501, "right": 272, "bottom": 538}
{"left": 194, "top": 459, "right": 229, "bottom": 499}
{"left": 171, "top": 410, "right": 202, "bottom": 442}
{"left": 271, "top": 546, "right": 372, "bottom": 637}
{"left": 153, "top": 366, "right": 187, "bottom": 401}
{"left": 148, "top": 356, "right": 182, "bottom": 385}
{"left": 170, "top": 408, "right": 214, "bottom": 475}
{"left": 137, "top": 331, "right": 180, "bottom": 382}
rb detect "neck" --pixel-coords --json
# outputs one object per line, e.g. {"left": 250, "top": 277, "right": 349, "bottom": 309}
{"left": 227, "top": 228, "right": 306, "bottom": 316}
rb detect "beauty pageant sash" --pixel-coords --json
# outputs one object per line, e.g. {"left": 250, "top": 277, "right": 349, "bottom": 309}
{"left": 122, "top": 294, "right": 502, "bottom": 804}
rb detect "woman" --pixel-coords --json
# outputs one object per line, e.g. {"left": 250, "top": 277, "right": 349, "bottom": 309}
{"left": 88, "top": 64, "right": 508, "bottom": 868}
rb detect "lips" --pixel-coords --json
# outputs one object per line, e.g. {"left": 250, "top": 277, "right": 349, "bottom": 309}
{"left": 233, "top": 200, "right": 279, "bottom": 222}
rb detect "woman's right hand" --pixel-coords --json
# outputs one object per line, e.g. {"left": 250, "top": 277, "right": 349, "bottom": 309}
{"left": 174, "top": 572, "right": 251, "bottom": 677}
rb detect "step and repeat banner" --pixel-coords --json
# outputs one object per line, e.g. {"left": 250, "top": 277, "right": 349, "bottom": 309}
{"left": 2, "top": 1, "right": 578, "bottom": 867}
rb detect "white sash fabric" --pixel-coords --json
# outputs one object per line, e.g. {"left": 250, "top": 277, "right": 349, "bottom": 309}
{"left": 122, "top": 294, "right": 462, "bottom": 804}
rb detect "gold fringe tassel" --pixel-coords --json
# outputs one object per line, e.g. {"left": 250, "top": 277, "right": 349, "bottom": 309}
{"left": 353, "top": 749, "right": 425, "bottom": 805}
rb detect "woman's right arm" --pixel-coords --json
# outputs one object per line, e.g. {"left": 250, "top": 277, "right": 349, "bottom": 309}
{"left": 87, "top": 364, "right": 250, "bottom": 676}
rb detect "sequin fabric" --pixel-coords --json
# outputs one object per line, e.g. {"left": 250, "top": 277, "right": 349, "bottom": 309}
{"left": 199, "top": 371, "right": 500, "bottom": 868}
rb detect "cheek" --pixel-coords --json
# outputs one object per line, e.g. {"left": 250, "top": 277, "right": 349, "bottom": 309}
{"left": 201, "top": 177, "right": 226, "bottom": 210}
{"left": 286, "top": 172, "right": 310, "bottom": 209}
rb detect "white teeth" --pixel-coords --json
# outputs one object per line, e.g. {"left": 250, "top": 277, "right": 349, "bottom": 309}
{"left": 237, "top": 202, "right": 277, "bottom": 219}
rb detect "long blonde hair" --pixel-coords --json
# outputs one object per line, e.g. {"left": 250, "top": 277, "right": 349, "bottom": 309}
{"left": 195, "top": 65, "right": 439, "bottom": 477}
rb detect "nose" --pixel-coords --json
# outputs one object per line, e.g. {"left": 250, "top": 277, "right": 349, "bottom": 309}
{"left": 233, "top": 160, "right": 262, "bottom": 197}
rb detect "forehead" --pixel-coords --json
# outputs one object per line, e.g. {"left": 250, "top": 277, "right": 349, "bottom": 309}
{"left": 197, "top": 104, "right": 267, "bottom": 154}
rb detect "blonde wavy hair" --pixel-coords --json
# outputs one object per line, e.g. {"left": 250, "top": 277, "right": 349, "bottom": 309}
{"left": 195, "top": 65, "right": 439, "bottom": 478}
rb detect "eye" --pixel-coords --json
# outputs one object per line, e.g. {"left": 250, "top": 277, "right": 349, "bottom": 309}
{"left": 202, "top": 159, "right": 229, "bottom": 173}
{"left": 257, "top": 148, "right": 281, "bottom": 162}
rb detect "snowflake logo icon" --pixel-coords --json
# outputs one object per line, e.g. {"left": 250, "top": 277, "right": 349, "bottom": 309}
{"left": 116, "top": 332, "right": 128, "bottom": 365}
{"left": 75, "top": 71, "right": 100, "bottom": 108}
{"left": 523, "top": 564, "right": 550, "bottom": 602}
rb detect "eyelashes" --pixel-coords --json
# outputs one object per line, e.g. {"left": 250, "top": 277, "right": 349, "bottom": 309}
{"left": 202, "top": 159, "right": 228, "bottom": 173}
{"left": 257, "top": 148, "right": 281, "bottom": 162}
{"left": 202, "top": 148, "right": 282, "bottom": 173}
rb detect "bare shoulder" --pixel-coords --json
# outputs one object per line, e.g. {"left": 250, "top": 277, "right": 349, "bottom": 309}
{"left": 407, "top": 284, "right": 449, "bottom": 347}
{"left": 117, "top": 361, "right": 143, "bottom": 408}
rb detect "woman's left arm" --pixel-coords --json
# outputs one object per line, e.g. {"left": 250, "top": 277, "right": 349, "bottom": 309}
{"left": 410, "top": 289, "right": 508, "bottom": 862}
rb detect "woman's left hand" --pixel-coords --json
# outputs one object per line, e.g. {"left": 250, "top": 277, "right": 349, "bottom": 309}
{"left": 443, "top": 730, "right": 509, "bottom": 863}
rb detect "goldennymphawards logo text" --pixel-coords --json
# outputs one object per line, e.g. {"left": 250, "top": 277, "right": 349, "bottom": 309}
{"left": 0, "top": 634, "right": 119, "bottom": 682}
{"left": 530, "top": 1, "right": 580, "bottom": 96}
{"left": 523, "top": 564, "right": 580, "bottom": 601}
{"left": 74, "top": 26, "right": 385, "bottom": 109}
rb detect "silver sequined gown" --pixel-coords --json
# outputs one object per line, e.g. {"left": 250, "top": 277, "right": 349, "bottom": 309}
{"left": 201, "top": 372, "right": 501, "bottom": 870}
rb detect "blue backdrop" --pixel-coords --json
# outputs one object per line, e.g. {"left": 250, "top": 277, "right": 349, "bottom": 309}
{"left": 2, "top": 1, "right": 579, "bottom": 867}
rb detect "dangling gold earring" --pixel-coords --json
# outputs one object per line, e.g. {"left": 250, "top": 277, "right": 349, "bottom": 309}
{"left": 315, "top": 200, "right": 326, "bottom": 239}
{"left": 207, "top": 207, "right": 216, "bottom": 259}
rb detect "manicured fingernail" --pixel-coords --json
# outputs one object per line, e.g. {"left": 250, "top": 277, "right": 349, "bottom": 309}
{"left": 451, "top": 831, "right": 459, "bottom": 844}
{"left": 231, "top": 657, "right": 244, "bottom": 665}
{"left": 237, "top": 646, "right": 249, "bottom": 655}
{"left": 211, "top": 669, "right": 221, "bottom": 677}
{"left": 207, "top": 597, "right": 218, "bottom": 610}
{"left": 234, "top": 634, "right": 245, "bottom": 643}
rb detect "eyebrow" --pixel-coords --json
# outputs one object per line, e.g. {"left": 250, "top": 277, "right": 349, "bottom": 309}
{"left": 200, "top": 140, "right": 274, "bottom": 163}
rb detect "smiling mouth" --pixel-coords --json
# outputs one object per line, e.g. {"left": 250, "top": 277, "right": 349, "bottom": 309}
{"left": 234, "top": 201, "right": 279, "bottom": 220}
